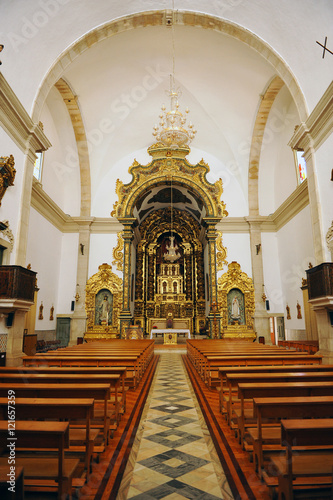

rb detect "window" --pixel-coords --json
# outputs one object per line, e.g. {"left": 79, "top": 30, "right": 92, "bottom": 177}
{"left": 33, "top": 152, "right": 43, "bottom": 181}
{"left": 294, "top": 150, "right": 307, "bottom": 184}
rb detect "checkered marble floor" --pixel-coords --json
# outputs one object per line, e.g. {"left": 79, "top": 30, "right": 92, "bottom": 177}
{"left": 117, "top": 352, "right": 233, "bottom": 499}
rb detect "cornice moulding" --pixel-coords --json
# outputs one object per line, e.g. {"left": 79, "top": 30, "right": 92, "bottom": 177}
{"left": 0, "top": 73, "right": 51, "bottom": 153}
{"left": 31, "top": 179, "right": 309, "bottom": 235}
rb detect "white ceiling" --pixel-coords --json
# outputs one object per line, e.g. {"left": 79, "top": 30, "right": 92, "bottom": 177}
{"left": 57, "top": 24, "right": 281, "bottom": 207}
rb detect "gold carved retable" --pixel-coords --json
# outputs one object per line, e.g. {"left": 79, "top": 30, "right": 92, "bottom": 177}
{"left": 85, "top": 263, "right": 123, "bottom": 340}
{"left": 218, "top": 261, "right": 256, "bottom": 340}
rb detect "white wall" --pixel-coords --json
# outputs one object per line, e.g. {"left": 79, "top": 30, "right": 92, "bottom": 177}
{"left": 57, "top": 233, "right": 79, "bottom": 314}
{"left": 219, "top": 233, "right": 252, "bottom": 279}
{"left": 276, "top": 205, "right": 315, "bottom": 333}
{"left": 25, "top": 207, "right": 62, "bottom": 330}
{"left": 259, "top": 86, "right": 299, "bottom": 215}
{"left": 40, "top": 87, "right": 81, "bottom": 215}
{"left": 315, "top": 133, "right": 333, "bottom": 261}
{"left": 261, "top": 232, "right": 283, "bottom": 313}
{"left": 0, "top": 131, "right": 27, "bottom": 264}
{"left": 88, "top": 233, "right": 121, "bottom": 280}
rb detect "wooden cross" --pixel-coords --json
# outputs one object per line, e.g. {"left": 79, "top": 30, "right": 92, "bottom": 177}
{"left": 316, "top": 37, "right": 333, "bottom": 58}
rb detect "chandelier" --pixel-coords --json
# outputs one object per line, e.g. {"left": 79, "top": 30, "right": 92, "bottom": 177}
{"left": 164, "top": 176, "right": 180, "bottom": 263}
{"left": 152, "top": 3, "right": 196, "bottom": 149}
{"left": 152, "top": 79, "right": 197, "bottom": 149}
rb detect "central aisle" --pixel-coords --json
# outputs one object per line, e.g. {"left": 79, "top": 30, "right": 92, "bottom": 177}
{"left": 117, "top": 351, "right": 234, "bottom": 499}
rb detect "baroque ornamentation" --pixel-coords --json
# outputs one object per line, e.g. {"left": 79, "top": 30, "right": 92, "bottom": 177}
{"left": 85, "top": 263, "right": 123, "bottom": 339}
{"left": 111, "top": 144, "right": 228, "bottom": 220}
{"left": 0, "top": 220, "right": 14, "bottom": 251}
{"left": 217, "top": 261, "right": 256, "bottom": 340}
{"left": 216, "top": 231, "right": 228, "bottom": 271}
{"left": 0, "top": 155, "right": 16, "bottom": 206}
{"left": 112, "top": 231, "right": 124, "bottom": 271}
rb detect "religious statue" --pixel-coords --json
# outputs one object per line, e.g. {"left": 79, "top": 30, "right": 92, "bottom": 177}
{"left": 38, "top": 302, "right": 43, "bottom": 320}
{"left": 231, "top": 296, "right": 240, "bottom": 319}
{"left": 296, "top": 301, "right": 302, "bottom": 319}
{"left": 286, "top": 304, "right": 291, "bottom": 320}
{"left": 100, "top": 295, "right": 110, "bottom": 324}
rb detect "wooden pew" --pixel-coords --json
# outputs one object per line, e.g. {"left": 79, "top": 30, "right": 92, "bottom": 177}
{"left": 218, "top": 364, "right": 333, "bottom": 414}
{"left": 270, "top": 419, "right": 333, "bottom": 500}
{"left": 249, "top": 396, "right": 333, "bottom": 478}
{"left": 0, "top": 383, "right": 111, "bottom": 444}
{"left": 0, "top": 366, "right": 127, "bottom": 414}
{"left": 237, "top": 381, "right": 333, "bottom": 456}
{"left": 205, "top": 354, "right": 322, "bottom": 388}
{"left": 0, "top": 397, "right": 96, "bottom": 472}
{"left": 226, "top": 372, "right": 333, "bottom": 437}
{"left": 0, "top": 421, "right": 79, "bottom": 499}
{"left": 0, "top": 373, "right": 121, "bottom": 426}
{"left": 22, "top": 355, "right": 140, "bottom": 388}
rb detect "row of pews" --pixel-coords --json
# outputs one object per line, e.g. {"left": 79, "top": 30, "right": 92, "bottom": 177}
{"left": 0, "top": 339, "right": 155, "bottom": 499}
{"left": 187, "top": 339, "right": 333, "bottom": 500}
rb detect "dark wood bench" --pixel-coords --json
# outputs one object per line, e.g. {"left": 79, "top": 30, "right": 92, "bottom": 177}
{"left": 0, "top": 365, "right": 128, "bottom": 414}
{"left": 0, "top": 397, "right": 96, "bottom": 472}
{"left": 0, "top": 383, "right": 112, "bottom": 444}
{"left": 226, "top": 372, "right": 333, "bottom": 438}
{"left": 0, "top": 373, "right": 121, "bottom": 426}
{"left": 0, "top": 420, "right": 79, "bottom": 499}
{"left": 249, "top": 396, "right": 333, "bottom": 478}
{"left": 205, "top": 354, "right": 322, "bottom": 388}
{"left": 218, "top": 364, "right": 333, "bottom": 413}
{"left": 269, "top": 419, "right": 333, "bottom": 500}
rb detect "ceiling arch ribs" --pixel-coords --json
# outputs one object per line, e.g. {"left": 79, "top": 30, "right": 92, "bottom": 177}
{"left": 32, "top": 11, "right": 307, "bottom": 124}
{"left": 54, "top": 78, "right": 91, "bottom": 217}
{"left": 248, "top": 75, "right": 285, "bottom": 216}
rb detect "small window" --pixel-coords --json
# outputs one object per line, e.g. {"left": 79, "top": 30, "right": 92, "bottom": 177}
{"left": 294, "top": 150, "right": 307, "bottom": 184}
{"left": 33, "top": 152, "right": 43, "bottom": 181}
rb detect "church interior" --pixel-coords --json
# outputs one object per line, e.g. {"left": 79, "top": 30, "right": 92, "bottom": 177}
{"left": 0, "top": 1, "right": 332, "bottom": 499}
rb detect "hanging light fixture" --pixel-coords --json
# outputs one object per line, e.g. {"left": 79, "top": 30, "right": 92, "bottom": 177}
{"left": 152, "top": 3, "right": 196, "bottom": 149}
{"left": 164, "top": 176, "right": 180, "bottom": 263}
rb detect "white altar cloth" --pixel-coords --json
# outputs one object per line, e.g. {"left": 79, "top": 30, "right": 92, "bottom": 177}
{"left": 150, "top": 329, "right": 191, "bottom": 339}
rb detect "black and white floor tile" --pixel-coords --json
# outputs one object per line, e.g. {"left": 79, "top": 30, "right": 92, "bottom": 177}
{"left": 117, "top": 351, "right": 233, "bottom": 499}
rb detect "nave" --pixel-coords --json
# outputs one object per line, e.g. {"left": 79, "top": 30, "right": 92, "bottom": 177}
{"left": 118, "top": 350, "right": 233, "bottom": 499}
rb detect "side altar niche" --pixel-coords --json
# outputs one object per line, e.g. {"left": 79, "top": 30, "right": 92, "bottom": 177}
{"left": 84, "top": 263, "right": 122, "bottom": 341}
{"left": 217, "top": 261, "right": 256, "bottom": 340}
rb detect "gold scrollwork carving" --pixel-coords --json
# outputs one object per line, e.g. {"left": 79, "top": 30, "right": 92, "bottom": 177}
{"left": 217, "top": 261, "right": 256, "bottom": 340}
{"left": 85, "top": 263, "right": 123, "bottom": 338}
{"left": 111, "top": 144, "right": 228, "bottom": 220}
{"left": 0, "top": 155, "right": 16, "bottom": 206}
{"left": 112, "top": 231, "right": 124, "bottom": 271}
{"left": 216, "top": 231, "right": 228, "bottom": 271}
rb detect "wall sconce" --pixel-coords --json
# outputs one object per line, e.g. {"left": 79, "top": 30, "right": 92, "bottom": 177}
{"left": 75, "top": 284, "right": 80, "bottom": 302}
{"left": 256, "top": 243, "right": 261, "bottom": 255}
{"left": 80, "top": 243, "right": 84, "bottom": 255}
{"left": 0, "top": 44, "right": 3, "bottom": 65}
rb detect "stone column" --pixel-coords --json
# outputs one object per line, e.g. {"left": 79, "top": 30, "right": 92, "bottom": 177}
{"left": 289, "top": 125, "right": 327, "bottom": 264}
{"left": 204, "top": 218, "right": 221, "bottom": 338}
{"left": 246, "top": 217, "right": 270, "bottom": 343}
{"left": 119, "top": 220, "right": 135, "bottom": 337}
{"left": 69, "top": 219, "right": 93, "bottom": 345}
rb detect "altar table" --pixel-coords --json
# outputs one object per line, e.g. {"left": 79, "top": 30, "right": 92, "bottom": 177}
{"left": 150, "top": 329, "right": 191, "bottom": 340}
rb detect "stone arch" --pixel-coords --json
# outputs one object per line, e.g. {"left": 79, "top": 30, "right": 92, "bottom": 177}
{"left": 54, "top": 78, "right": 91, "bottom": 216}
{"left": 32, "top": 11, "right": 308, "bottom": 124}
{"left": 248, "top": 75, "right": 285, "bottom": 215}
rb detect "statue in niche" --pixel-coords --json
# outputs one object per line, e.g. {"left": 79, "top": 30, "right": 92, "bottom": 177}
{"left": 227, "top": 289, "right": 245, "bottom": 325}
{"left": 95, "top": 289, "right": 113, "bottom": 325}
{"left": 232, "top": 297, "right": 240, "bottom": 319}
